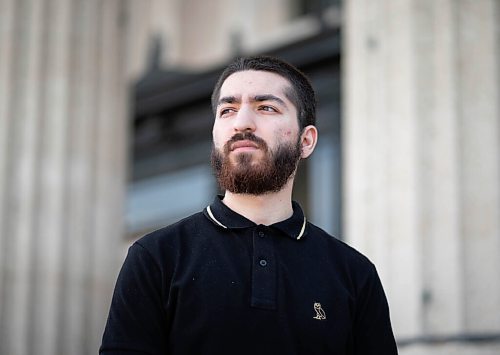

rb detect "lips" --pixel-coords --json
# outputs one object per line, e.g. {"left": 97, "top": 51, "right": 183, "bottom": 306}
{"left": 230, "top": 140, "right": 259, "bottom": 151}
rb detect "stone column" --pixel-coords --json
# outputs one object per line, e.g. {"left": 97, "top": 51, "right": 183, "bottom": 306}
{"left": 343, "top": 0, "right": 500, "bottom": 354}
{"left": 0, "top": 0, "right": 128, "bottom": 354}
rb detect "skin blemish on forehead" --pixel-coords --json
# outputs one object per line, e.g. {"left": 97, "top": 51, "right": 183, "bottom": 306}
{"left": 215, "top": 71, "right": 300, "bottom": 123}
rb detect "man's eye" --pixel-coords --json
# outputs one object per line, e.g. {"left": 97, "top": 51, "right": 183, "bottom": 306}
{"left": 219, "top": 108, "right": 236, "bottom": 116}
{"left": 259, "top": 105, "right": 277, "bottom": 112}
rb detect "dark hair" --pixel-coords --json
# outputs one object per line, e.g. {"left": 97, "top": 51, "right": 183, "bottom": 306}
{"left": 211, "top": 56, "right": 316, "bottom": 129}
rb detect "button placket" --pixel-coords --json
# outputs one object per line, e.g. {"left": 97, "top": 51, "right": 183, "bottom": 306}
{"left": 251, "top": 228, "right": 276, "bottom": 310}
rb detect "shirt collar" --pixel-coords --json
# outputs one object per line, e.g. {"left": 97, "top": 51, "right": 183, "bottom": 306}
{"left": 203, "top": 195, "right": 308, "bottom": 240}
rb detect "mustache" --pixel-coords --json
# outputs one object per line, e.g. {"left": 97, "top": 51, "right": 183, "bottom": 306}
{"left": 224, "top": 132, "right": 268, "bottom": 151}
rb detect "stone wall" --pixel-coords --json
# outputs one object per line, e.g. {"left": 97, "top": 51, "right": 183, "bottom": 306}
{"left": 0, "top": 0, "right": 128, "bottom": 354}
{"left": 343, "top": 0, "right": 500, "bottom": 353}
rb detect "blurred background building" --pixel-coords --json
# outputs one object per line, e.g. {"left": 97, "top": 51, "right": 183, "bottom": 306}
{"left": 0, "top": 0, "right": 498, "bottom": 354}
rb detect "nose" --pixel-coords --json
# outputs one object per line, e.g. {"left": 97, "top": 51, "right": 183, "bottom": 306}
{"left": 232, "top": 106, "right": 256, "bottom": 133}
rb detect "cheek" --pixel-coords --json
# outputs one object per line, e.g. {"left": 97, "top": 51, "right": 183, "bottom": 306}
{"left": 213, "top": 137, "right": 224, "bottom": 150}
{"left": 212, "top": 124, "right": 225, "bottom": 149}
{"left": 275, "top": 127, "right": 292, "bottom": 137}
{"left": 276, "top": 128, "right": 298, "bottom": 142}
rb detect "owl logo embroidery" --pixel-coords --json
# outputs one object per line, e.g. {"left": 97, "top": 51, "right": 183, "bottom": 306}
{"left": 313, "top": 302, "right": 326, "bottom": 320}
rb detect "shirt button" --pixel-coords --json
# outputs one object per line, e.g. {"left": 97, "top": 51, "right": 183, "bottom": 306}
{"left": 258, "top": 231, "right": 265, "bottom": 238}
{"left": 259, "top": 259, "right": 268, "bottom": 267}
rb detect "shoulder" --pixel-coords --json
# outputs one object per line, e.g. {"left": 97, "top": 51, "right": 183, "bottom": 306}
{"left": 306, "top": 222, "right": 376, "bottom": 274}
{"left": 131, "top": 210, "right": 210, "bottom": 260}
{"left": 305, "top": 223, "right": 384, "bottom": 302}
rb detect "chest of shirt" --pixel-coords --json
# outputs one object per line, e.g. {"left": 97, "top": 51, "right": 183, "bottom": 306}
{"left": 164, "top": 227, "right": 355, "bottom": 353}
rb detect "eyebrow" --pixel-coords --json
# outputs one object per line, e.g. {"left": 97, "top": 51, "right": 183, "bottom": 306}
{"left": 253, "top": 94, "right": 286, "bottom": 106}
{"left": 217, "top": 96, "right": 239, "bottom": 107}
{"left": 217, "top": 94, "right": 287, "bottom": 107}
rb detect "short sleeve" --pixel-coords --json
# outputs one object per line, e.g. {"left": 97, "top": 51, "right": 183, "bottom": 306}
{"left": 100, "top": 242, "right": 168, "bottom": 355}
{"left": 352, "top": 264, "right": 398, "bottom": 354}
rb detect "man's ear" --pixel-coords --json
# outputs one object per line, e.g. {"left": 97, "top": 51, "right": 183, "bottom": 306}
{"left": 300, "top": 125, "right": 318, "bottom": 159}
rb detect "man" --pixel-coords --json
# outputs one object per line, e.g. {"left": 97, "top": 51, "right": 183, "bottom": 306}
{"left": 100, "top": 56, "right": 398, "bottom": 354}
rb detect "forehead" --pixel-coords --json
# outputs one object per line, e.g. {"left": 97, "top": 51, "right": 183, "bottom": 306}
{"left": 219, "top": 70, "right": 292, "bottom": 100}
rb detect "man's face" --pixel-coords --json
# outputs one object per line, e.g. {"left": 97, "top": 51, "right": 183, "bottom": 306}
{"left": 211, "top": 70, "right": 302, "bottom": 195}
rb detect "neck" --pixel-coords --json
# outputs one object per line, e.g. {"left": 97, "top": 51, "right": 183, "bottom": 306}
{"left": 222, "top": 180, "right": 294, "bottom": 225}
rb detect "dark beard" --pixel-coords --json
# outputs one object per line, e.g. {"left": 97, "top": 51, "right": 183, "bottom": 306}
{"left": 211, "top": 132, "right": 302, "bottom": 195}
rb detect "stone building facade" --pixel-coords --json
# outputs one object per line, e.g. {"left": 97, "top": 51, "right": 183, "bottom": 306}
{"left": 0, "top": 0, "right": 128, "bottom": 354}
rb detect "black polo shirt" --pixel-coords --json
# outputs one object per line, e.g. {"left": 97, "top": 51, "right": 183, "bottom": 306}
{"left": 100, "top": 196, "right": 397, "bottom": 355}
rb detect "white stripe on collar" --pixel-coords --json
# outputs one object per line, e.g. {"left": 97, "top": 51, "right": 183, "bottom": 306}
{"left": 208, "top": 205, "right": 306, "bottom": 238}
{"left": 297, "top": 217, "right": 307, "bottom": 240}
{"left": 206, "top": 205, "right": 227, "bottom": 229}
